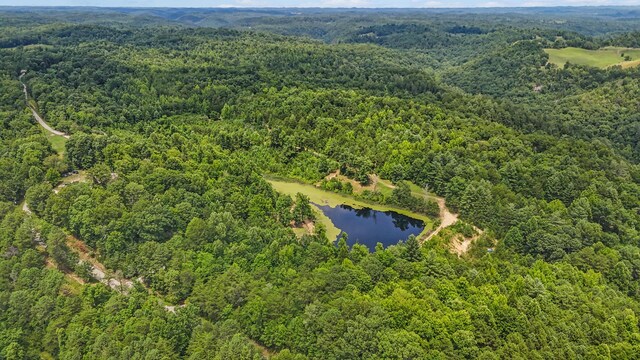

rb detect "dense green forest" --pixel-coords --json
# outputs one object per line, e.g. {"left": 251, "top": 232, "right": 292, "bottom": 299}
{"left": 1, "top": 7, "right": 640, "bottom": 359}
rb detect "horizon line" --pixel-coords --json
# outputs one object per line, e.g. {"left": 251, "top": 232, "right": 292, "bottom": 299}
{"left": 2, "top": 4, "right": 640, "bottom": 9}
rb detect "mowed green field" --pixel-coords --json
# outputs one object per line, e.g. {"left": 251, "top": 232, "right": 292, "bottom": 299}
{"left": 46, "top": 132, "right": 67, "bottom": 156}
{"left": 544, "top": 47, "right": 640, "bottom": 68}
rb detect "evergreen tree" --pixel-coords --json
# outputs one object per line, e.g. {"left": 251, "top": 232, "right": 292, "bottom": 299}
{"left": 404, "top": 234, "right": 422, "bottom": 262}
{"left": 337, "top": 232, "right": 349, "bottom": 259}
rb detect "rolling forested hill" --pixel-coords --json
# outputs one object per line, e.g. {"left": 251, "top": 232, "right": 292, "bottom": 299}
{"left": 1, "top": 7, "right": 640, "bottom": 359}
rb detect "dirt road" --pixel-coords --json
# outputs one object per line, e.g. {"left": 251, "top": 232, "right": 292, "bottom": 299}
{"left": 424, "top": 196, "right": 459, "bottom": 242}
{"left": 19, "top": 72, "right": 70, "bottom": 139}
{"left": 21, "top": 201, "right": 32, "bottom": 215}
{"left": 16, "top": 72, "right": 184, "bottom": 311}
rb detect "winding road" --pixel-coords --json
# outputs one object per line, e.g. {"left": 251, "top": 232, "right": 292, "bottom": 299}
{"left": 14, "top": 72, "right": 203, "bottom": 319}
{"left": 371, "top": 175, "right": 461, "bottom": 242}
{"left": 372, "top": 175, "right": 484, "bottom": 253}
{"left": 18, "top": 71, "right": 134, "bottom": 293}
{"left": 19, "top": 71, "right": 69, "bottom": 139}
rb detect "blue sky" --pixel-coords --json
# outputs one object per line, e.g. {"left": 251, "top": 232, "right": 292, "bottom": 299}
{"left": 3, "top": 0, "right": 639, "bottom": 8}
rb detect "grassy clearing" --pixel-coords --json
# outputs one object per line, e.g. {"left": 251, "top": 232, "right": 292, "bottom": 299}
{"left": 291, "top": 227, "right": 308, "bottom": 238}
{"left": 322, "top": 171, "right": 397, "bottom": 198}
{"left": 52, "top": 171, "right": 88, "bottom": 195}
{"left": 61, "top": 170, "right": 87, "bottom": 185}
{"left": 60, "top": 276, "right": 84, "bottom": 295}
{"left": 376, "top": 183, "right": 394, "bottom": 198}
{"left": 46, "top": 131, "right": 67, "bottom": 156}
{"left": 312, "top": 205, "right": 342, "bottom": 241}
{"left": 23, "top": 44, "right": 54, "bottom": 50}
{"left": 373, "top": 176, "right": 395, "bottom": 198}
{"left": 544, "top": 47, "right": 640, "bottom": 69}
{"left": 379, "top": 177, "right": 440, "bottom": 201}
{"left": 39, "top": 352, "right": 56, "bottom": 360}
{"left": 406, "top": 181, "right": 429, "bottom": 197}
{"left": 620, "top": 59, "right": 640, "bottom": 69}
{"left": 267, "top": 177, "right": 434, "bottom": 240}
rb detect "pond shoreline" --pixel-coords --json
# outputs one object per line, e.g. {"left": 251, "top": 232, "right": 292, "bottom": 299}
{"left": 316, "top": 203, "right": 425, "bottom": 251}
{"left": 266, "top": 176, "right": 435, "bottom": 242}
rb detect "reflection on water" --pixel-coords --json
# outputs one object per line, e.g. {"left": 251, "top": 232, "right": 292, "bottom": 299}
{"left": 316, "top": 204, "right": 425, "bottom": 251}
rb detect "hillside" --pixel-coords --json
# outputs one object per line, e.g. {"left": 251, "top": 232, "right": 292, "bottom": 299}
{"left": 545, "top": 47, "right": 640, "bottom": 68}
{"left": 0, "top": 8, "right": 640, "bottom": 360}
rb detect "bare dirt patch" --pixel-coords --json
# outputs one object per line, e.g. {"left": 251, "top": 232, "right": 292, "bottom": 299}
{"left": 53, "top": 171, "right": 88, "bottom": 193}
{"left": 450, "top": 226, "right": 484, "bottom": 256}
{"left": 423, "top": 196, "right": 459, "bottom": 242}
{"left": 290, "top": 219, "right": 317, "bottom": 238}
{"left": 302, "top": 219, "right": 315, "bottom": 234}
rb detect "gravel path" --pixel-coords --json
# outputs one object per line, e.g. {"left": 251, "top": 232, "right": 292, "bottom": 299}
{"left": 19, "top": 71, "right": 70, "bottom": 139}
{"left": 424, "top": 197, "right": 459, "bottom": 242}
{"left": 17, "top": 72, "right": 181, "bottom": 309}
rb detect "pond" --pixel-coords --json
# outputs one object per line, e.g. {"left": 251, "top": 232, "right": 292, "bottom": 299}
{"left": 315, "top": 204, "right": 425, "bottom": 251}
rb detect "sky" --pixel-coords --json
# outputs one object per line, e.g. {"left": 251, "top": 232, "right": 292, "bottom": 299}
{"left": 3, "top": 0, "right": 639, "bottom": 8}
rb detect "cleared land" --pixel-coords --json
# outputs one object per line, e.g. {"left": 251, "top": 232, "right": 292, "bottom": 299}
{"left": 266, "top": 178, "right": 434, "bottom": 242}
{"left": 544, "top": 47, "right": 640, "bottom": 69}
{"left": 46, "top": 132, "right": 67, "bottom": 155}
